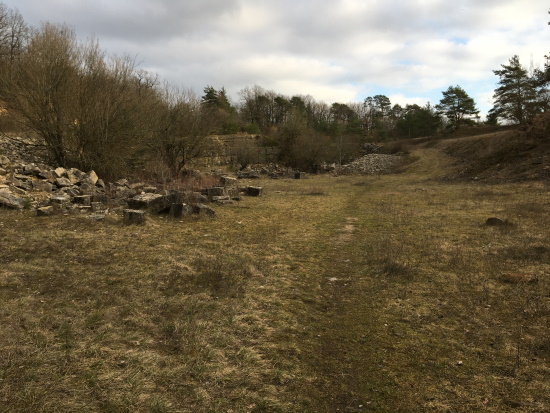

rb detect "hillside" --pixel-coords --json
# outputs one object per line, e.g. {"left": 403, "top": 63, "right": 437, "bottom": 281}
{"left": 406, "top": 120, "right": 550, "bottom": 183}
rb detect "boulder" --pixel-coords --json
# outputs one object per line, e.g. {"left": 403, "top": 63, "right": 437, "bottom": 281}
{"left": 245, "top": 186, "right": 263, "bottom": 197}
{"left": 207, "top": 187, "right": 226, "bottom": 200}
{"left": 55, "top": 177, "right": 72, "bottom": 188}
{"left": 127, "top": 193, "right": 171, "bottom": 213}
{"left": 87, "top": 170, "right": 99, "bottom": 185}
{"left": 169, "top": 203, "right": 192, "bottom": 218}
{"left": 192, "top": 204, "right": 215, "bottom": 217}
{"left": 0, "top": 192, "right": 25, "bottom": 209}
{"left": 53, "top": 167, "right": 66, "bottom": 178}
{"left": 123, "top": 209, "right": 146, "bottom": 225}
{"left": 221, "top": 176, "right": 238, "bottom": 187}
{"left": 32, "top": 180, "right": 54, "bottom": 193}
{"left": 79, "top": 182, "right": 95, "bottom": 195}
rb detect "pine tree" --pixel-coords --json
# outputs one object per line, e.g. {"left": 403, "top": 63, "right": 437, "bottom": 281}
{"left": 490, "top": 55, "right": 538, "bottom": 125}
{"left": 435, "top": 85, "right": 479, "bottom": 129}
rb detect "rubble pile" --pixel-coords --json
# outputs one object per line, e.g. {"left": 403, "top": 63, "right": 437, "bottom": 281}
{"left": 0, "top": 153, "right": 263, "bottom": 223}
{"left": 337, "top": 154, "right": 405, "bottom": 175}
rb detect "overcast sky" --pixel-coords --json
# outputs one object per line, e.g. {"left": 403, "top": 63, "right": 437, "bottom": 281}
{"left": 4, "top": 0, "right": 549, "bottom": 117}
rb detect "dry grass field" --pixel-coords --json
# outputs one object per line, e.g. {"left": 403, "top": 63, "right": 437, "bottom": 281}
{"left": 1, "top": 148, "right": 549, "bottom": 412}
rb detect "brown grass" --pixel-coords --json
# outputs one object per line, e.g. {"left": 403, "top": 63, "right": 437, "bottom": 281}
{"left": 0, "top": 148, "right": 549, "bottom": 412}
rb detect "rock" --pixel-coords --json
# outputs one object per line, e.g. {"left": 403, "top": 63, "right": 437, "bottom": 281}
{"left": 87, "top": 170, "right": 99, "bottom": 185}
{"left": 73, "top": 195, "right": 92, "bottom": 206}
{"left": 95, "top": 178, "right": 105, "bottom": 189}
{"left": 32, "top": 180, "right": 53, "bottom": 193}
{"left": 192, "top": 204, "right": 215, "bottom": 217}
{"left": 143, "top": 186, "right": 158, "bottom": 193}
{"left": 485, "top": 217, "right": 512, "bottom": 227}
{"left": 92, "top": 194, "right": 109, "bottom": 203}
{"left": 55, "top": 177, "right": 72, "bottom": 188}
{"left": 237, "top": 170, "right": 261, "bottom": 179}
{"left": 37, "top": 169, "right": 54, "bottom": 180}
{"left": 338, "top": 154, "right": 404, "bottom": 175}
{"left": 50, "top": 194, "right": 71, "bottom": 204}
{"left": 123, "top": 209, "right": 146, "bottom": 225}
{"left": 53, "top": 167, "right": 66, "bottom": 178}
{"left": 79, "top": 182, "right": 95, "bottom": 195}
{"left": 36, "top": 206, "right": 54, "bottom": 216}
{"left": 245, "top": 186, "right": 263, "bottom": 197}
{"left": 0, "top": 192, "right": 25, "bottom": 209}
{"left": 115, "top": 178, "right": 129, "bottom": 187}
{"left": 127, "top": 193, "right": 170, "bottom": 213}
{"left": 129, "top": 182, "right": 146, "bottom": 190}
{"left": 0, "top": 155, "right": 9, "bottom": 166}
{"left": 211, "top": 195, "right": 231, "bottom": 203}
{"left": 221, "top": 176, "right": 237, "bottom": 187}
{"left": 207, "top": 187, "right": 225, "bottom": 200}
{"left": 59, "top": 186, "right": 80, "bottom": 197}
{"left": 0, "top": 167, "right": 6, "bottom": 175}
{"left": 169, "top": 203, "right": 192, "bottom": 218}
{"left": 499, "top": 273, "right": 538, "bottom": 284}
{"left": 91, "top": 202, "right": 103, "bottom": 212}
{"left": 87, "top": 214, "right": 106, "bottom": 221}
{"left": 114, "top": 186, "right": 137, "bottom": 199}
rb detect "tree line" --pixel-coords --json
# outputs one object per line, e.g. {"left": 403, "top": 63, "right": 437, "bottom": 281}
{"left": 0, "top": 2, "right": 548, "bottom": 175}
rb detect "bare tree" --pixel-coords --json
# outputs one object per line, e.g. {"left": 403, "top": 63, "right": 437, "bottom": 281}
{"left": 0, "top": 3, "right": 29, "bottom": 63}
{"left": 151, "top": 85, "right": 216, "bottom": 174}
{"left": 1, "top": 23, "right": 80, "bottom": 165}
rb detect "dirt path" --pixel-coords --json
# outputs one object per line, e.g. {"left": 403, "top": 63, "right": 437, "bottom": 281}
{"left": 295, "top": 149, "right": 455, "bottom": 411}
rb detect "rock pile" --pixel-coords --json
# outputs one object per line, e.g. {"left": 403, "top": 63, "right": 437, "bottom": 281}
{"left": 237, "top": 163, "right": 294, "bottom": 179}
{"left": 337, "top": 154, "right": 405, "bottom": 175}
{"left": 0, "top": 153, "right": 263, "bottom": 223}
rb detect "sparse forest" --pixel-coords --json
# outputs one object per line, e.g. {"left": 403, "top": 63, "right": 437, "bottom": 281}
{"left": 0, "top": 2, "right": 548, "bottom": 177}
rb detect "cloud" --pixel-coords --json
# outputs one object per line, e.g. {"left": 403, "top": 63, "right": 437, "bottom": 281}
{"left": 3, "top": 0, "right": 549, "bottom": 110}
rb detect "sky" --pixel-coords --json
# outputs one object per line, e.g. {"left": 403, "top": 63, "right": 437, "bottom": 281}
{"left": 4, "top": 0, "right": 549, "bottom": 118}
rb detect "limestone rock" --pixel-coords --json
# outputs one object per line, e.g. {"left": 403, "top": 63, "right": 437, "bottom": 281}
{"left": 245, "top": 186, "right": 263, "bottom": 197}
{"left": 123, "top": 209, "right": 146, "bottom": 225}
{"left": 127, "top": 193, "right": 170, "bottom": 212}
{"left": 50, "top": 194, "right": 71, "bottom": 204}
{"left": 55, "top": 177, "right": 72, "bottom": 188}
{"left": 192, "top": 204, "right": 215, "bottom": 216}
{"left": 73, "top": 195, "right": 92, "bottom": 206}
{"left": 36, "top": 206, "right": 54, "bottom": 216}
{"left": 53, "top": 167, "right": 66, "bottom": 178}
{"left": 32, "top": 180, "right": 54, "bottom": 193}
{"left": 0, "top": 192, "right": 25, "bottom": 209}
{"left": 87, "top": 170, "right": 99, "bottom": 185}
{"left": 221, "top": 176, "right": 237, "bottom": 187}
{"left": 169, "top": 203, "right": 192, "bottom": 218}
{"left": 207, "top": 187, "right": 225, "bottom": 200}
